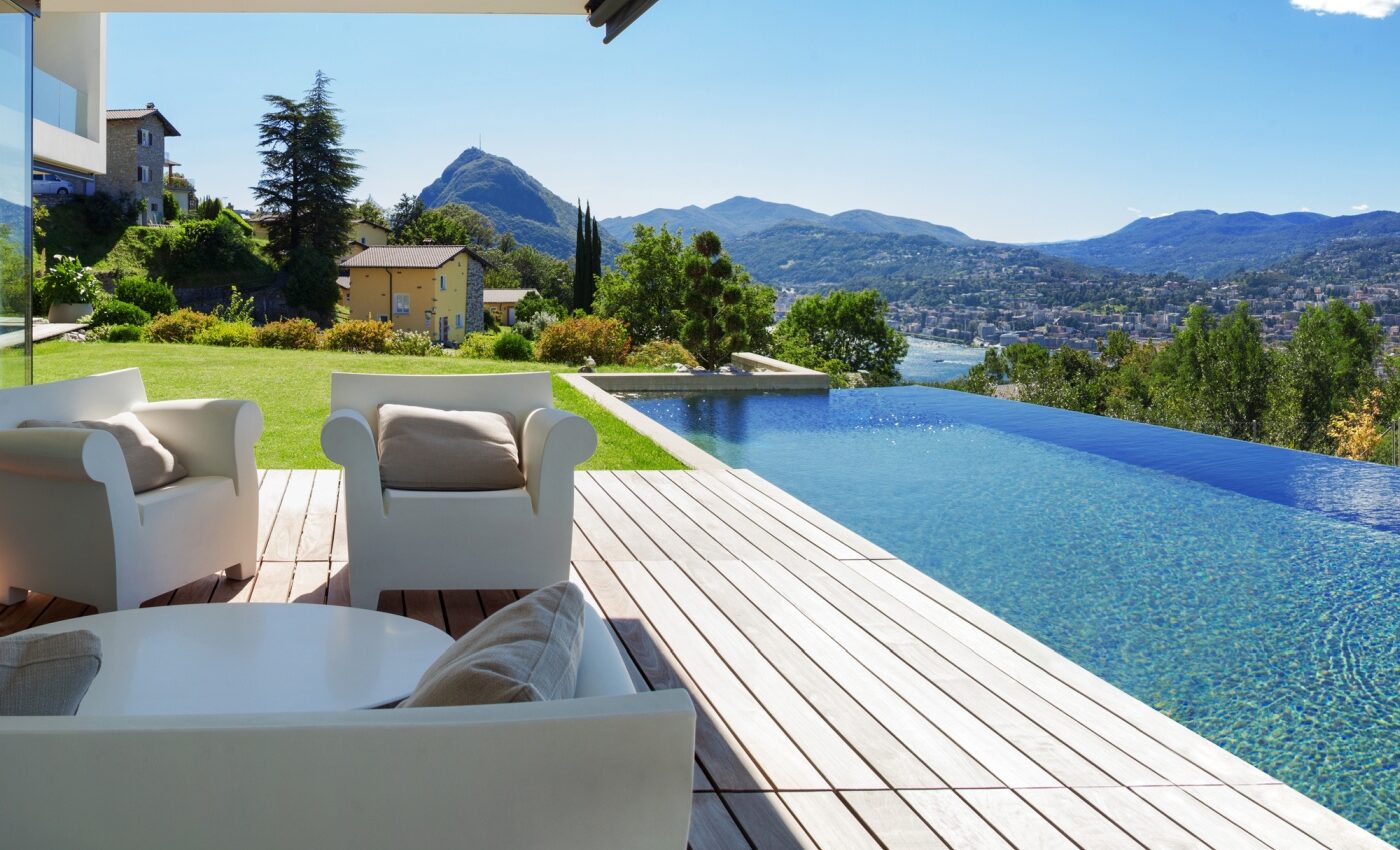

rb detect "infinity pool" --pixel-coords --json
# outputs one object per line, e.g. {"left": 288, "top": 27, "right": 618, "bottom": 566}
{"left": 625, "top": 386, "right": 1400, "bottom": 843}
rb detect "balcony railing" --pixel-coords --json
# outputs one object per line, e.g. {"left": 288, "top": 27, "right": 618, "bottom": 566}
{"left": 34, "top": 68, "right": 87, "bottom": 138}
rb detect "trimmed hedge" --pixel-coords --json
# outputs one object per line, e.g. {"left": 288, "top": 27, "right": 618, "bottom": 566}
{"left": 114, "top": 276, "right": 178, "bottom": 317}
{"left": 492, "top": 331, "right": 534, "bottom": 361}
{"left": 322, "top": 319, "right": 395, "bottom": 353}
{"left": 192, "top": 321, "right": 258, "bottom": 348}
{"left": 89, "top": 299, "right": 151, "bottom": 329}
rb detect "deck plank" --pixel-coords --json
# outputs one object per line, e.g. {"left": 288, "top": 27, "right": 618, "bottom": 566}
{"left": 691, "top": 471, "right": 862, "bottom": 561}
{"left": 726, "top": 469, "right": 894, "bottom": 559}
{"left": 295, "top": 469, "right": 340, "bottom": 561}
{"left": 643, "top": 559, "right": 884, "bottom": 789}
{"left": 573, "top": 559, "right": 770, "bottom": 792}
{"left": 900, "top": 790, "right": 1015, "bottom": 850}
{"left": 610, "top": 560, "right": 829, "bottom": 791}
{"left": 778, "top": 792, "right": 883, "bottom": 850}
{"left": 724, "top": 793, "right": 820, "bottom": 850}
{"left": 688, "top": 792, "right": 753, "bottom": 850}
{"left": 262, "top": 469, "right": 314, "bottom": 562}
{"left": 841, "top": 790, "right": 953, "bottom": 850}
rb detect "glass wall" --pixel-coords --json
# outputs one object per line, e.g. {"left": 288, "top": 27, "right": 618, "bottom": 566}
{"left": 0, "top": 1, "right": 31, "bottom": 388}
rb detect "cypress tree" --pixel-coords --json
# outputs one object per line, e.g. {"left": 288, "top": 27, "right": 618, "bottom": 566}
{"left": 590, "top": 210, "right": 603, "bottom": 296}
{"left": 573, "top": 201, "right": 586, "bottom": 310}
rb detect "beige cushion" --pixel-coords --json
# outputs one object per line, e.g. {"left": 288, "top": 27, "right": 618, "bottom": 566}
{"left": 0, "top": 629, "right": 102, "bottom": 716}
{"left": 401, "top": 582, "right": 585, "bottom": 707}
{"left": 20, "top": 412, "right": 188, "bottom": 494}
{"left": 376, "top": 403, "right": 525, "bottom": 491}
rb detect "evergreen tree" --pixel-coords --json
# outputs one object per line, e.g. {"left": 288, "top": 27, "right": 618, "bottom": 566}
{"left": 252, "top": 71, "right": 360, "bottom": 316}
{"left": 590, "top": 209, "right": 603, "bottom": 293}
{"left": 389, "top": 194, "right": 426, "bottom": 241}
{"left": 680, "top": 231, "right": 751, "bottom": 370}
{"left": 573, "top": 201, "right": 586, "bottom": 309}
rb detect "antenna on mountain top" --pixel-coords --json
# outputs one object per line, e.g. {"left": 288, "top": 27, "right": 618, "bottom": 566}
{"left": 478, "top": 133, "right": 483, "bottom": 151}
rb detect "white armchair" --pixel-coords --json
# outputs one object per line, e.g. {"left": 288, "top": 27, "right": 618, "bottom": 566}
{"left": 0, "top": 369, "right": 263, "bottom": 612}
{"left": 321, "top": 372, "right": 597, "bottom": 609}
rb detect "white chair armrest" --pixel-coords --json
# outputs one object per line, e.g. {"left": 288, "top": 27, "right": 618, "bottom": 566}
{"left": 131, "top": 399, "right": 263, "bottom": 490}
{"left": 520, "top": 408, "right": 597, "bottom": 514}
{"left": 0, "top": 426, "right": 132, "bottom": 487}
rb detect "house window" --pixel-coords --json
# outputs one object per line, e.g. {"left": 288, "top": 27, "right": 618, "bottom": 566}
{"left": 137, "top": 128, "right": 153, "bottom": 147}
{"left": 455, "top": 313, "right": 463, "bottom": 329}
{"left": 137, "top": 165, "right": 151, "bottom": 183}
{"left": 392, "top": 293, "right": 410, "bottom": 316}
{"left": 439, "top": 274, "right": 446, "bottom": 291}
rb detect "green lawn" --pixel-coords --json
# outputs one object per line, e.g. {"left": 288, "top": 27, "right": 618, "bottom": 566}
{"left": 33, "top": 342, "right": 685, "bottom": 471}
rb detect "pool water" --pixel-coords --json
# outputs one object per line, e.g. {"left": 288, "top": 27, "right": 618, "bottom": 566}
{"left": 625, "top": 386, "right": 1400, "bottom": 843}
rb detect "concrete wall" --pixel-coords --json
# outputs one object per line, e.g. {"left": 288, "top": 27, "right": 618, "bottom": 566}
{"left": 32, "top": 13, "right": 105, "bottom": 177}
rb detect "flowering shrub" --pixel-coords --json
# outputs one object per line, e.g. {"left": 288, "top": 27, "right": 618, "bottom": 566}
{"left": 322, "top": 319, "right": 395, "bottom": 353}
{"left": 193, "top": 321, "right": 258, "bottom": 347}
{"left": 255, "top": 318, "right": 322, "bottom": 350}
{"left": 385, "top": 330, "right": 443, "bottom": 357}
{"left": 492, "top": 331, "right": 534, "bottom": 361}
{"left": 144, "top": 308, "right": 219, "bottom": 343}
{"left": 627, "top": 339, "right": 698, "bottom": 369}
{"left": 38, "top": 255, "right": 103, "bottom": 306}
{"left": 536, "top": 316, "right": 630, "bottom": 366}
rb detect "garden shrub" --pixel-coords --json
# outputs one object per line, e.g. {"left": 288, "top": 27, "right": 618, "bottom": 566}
{"left": 385, "top": 330, "right": 443, "bottom": 357}
{"left": 114, "top": 276, "right": 178, "bottom": 317}
{"left": 457, "top": 332, "right": 497, "bottom": 359}
{"left": 90, "top": 323, "right": 144, "bottom": 343}
{"left": 536, "top": 316, "right": 631, "bottom": 366}
{"left": 255, "top": 318, "right": 322, "bottom": 350}
{"left": 515, "top": 292, "right": 567, "bottom": 325}
{"left": 628, "top": 339, "right": 699, "bottom": 369}
{"left": 165, "top": 217, "right": 248, "bottom": 278}
{"left": 217, "top": 207, "right": 254, "bottom": 237}
{"left": 88, "top": 299, "right": 151, "bottom": 329}
{"left": 516, "top": 310, "right": 558, "bottom": 341}
{"left": 492, "top": 331, "right": 534, "bottom": 361}
{"left": 322, "top": 319, "right": 394, "bottom": 353}
{"left": 144, "top": 308, "right": 219, "bottom": 343}
{"left": 193, "top": 321, "right": 258, "bottom": 348}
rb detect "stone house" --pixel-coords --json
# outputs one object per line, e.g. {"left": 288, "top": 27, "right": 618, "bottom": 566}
{"left": 95, "top": 103, "right": 180, "bottom": 225}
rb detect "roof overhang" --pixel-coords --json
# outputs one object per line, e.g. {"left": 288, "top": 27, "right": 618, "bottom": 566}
{"left": 44, "top": 1, "right": 583, "bottom": 12}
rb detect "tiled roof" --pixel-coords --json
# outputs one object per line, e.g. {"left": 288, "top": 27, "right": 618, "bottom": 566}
{"left": 483, "top": 288, "right": 539, "bottom": 303}
{"left": 341, "top": 245, "right": 471, "bottom": 269}
{"left": 107, "top": 106, "right": 180, "bottom": 137}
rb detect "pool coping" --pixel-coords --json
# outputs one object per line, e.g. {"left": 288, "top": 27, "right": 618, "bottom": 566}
{"left": 559, "top": 352, "right": 829, "bottom": 472}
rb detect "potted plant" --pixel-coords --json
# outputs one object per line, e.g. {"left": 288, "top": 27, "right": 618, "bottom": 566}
{"left": 40, "top": 255, "right": 104, "bottom": 323}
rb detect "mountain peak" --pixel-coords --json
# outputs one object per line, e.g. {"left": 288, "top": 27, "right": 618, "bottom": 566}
{"left": 418, "top": 147, "right": 619, "bottom": 260}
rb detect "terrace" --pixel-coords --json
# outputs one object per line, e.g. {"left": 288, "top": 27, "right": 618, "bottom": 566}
{"left": 3, "top": 466, "right": 1389, "bottom": 849}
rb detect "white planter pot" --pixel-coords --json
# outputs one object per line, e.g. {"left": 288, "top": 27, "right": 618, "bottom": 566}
{"left": 48, "top": 302, "right": 92, "bottom": 323}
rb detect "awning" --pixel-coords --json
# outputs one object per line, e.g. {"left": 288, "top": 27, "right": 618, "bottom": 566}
{"left": 587, "top": 0, "right": 662, "bottom": 44}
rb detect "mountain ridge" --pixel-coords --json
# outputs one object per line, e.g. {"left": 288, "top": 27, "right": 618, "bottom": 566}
{"left": 418, "top": 147, "right": 621, "bottom": 260}
{"left": 600, "top": 196, "right": 979, "bottom": 247}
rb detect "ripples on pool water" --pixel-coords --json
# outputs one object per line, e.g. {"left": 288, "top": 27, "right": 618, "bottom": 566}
{"left": 625, "top": 386, "right": 1400, "bottom": 844}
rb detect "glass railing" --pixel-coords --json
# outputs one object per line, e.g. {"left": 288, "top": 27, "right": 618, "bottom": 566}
{"left": 33, "top": 66, "right": 86, "bottom": 137}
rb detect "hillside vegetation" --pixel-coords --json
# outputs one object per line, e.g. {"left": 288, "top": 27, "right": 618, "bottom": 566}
{"left": 44, "top": 200, "right": 275, "bottom": 289}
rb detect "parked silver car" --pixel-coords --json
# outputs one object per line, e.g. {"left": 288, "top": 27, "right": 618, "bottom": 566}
{"left": 32, "top": 171, "right": 73, "bottom": 196}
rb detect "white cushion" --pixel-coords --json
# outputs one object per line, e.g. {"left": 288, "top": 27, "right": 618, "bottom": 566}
{"left": 20, "top": 412, "right": 187, "bottom": 494}
{"left": 376, "top": 403, "right": 525, "bottom": 491}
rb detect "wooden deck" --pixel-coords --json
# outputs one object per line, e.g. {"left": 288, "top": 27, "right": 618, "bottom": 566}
{"left": 1, "top": 469, "right": 1390, "bottom": 850}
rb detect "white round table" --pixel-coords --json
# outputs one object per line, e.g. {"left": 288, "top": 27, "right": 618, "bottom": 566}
{"left": 25, "top": 604, "right": 455, "bottom": 716}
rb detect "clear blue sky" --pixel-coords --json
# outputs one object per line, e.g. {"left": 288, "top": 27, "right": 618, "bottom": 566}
{"left": 108, "top": 0, "right": 1400, "bottom": 243}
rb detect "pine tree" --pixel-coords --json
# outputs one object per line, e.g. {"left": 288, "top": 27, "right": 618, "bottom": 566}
{"left": 680, "top": 231, "right": 748, "bottom": 370}
{"left": 590, "top": 210, "right": 603, "bottom": 297}
{"left": 252, "top": 71, "right": 361, "bottom": 317}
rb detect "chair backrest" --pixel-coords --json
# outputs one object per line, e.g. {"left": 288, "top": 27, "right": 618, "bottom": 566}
{"left": 0, "top": 368, "right": 147, "bottom": 429}
{"left": 329, "top": 371, "right": 554, "bottom": 437}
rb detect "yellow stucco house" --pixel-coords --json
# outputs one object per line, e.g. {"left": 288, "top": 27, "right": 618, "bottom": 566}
{"left": 341, "top": 245, "right": 487, "bottom": 344}
{"left": 250, "top": 216, "right": 390, "bottom": 249}
{"left": 483, "top": 288, "right": 538, "bottom": 326}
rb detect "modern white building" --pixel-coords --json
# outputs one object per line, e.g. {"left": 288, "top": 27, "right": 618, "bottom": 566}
{"left": 32, "top": 11, "right": 105, "bottom": 192}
